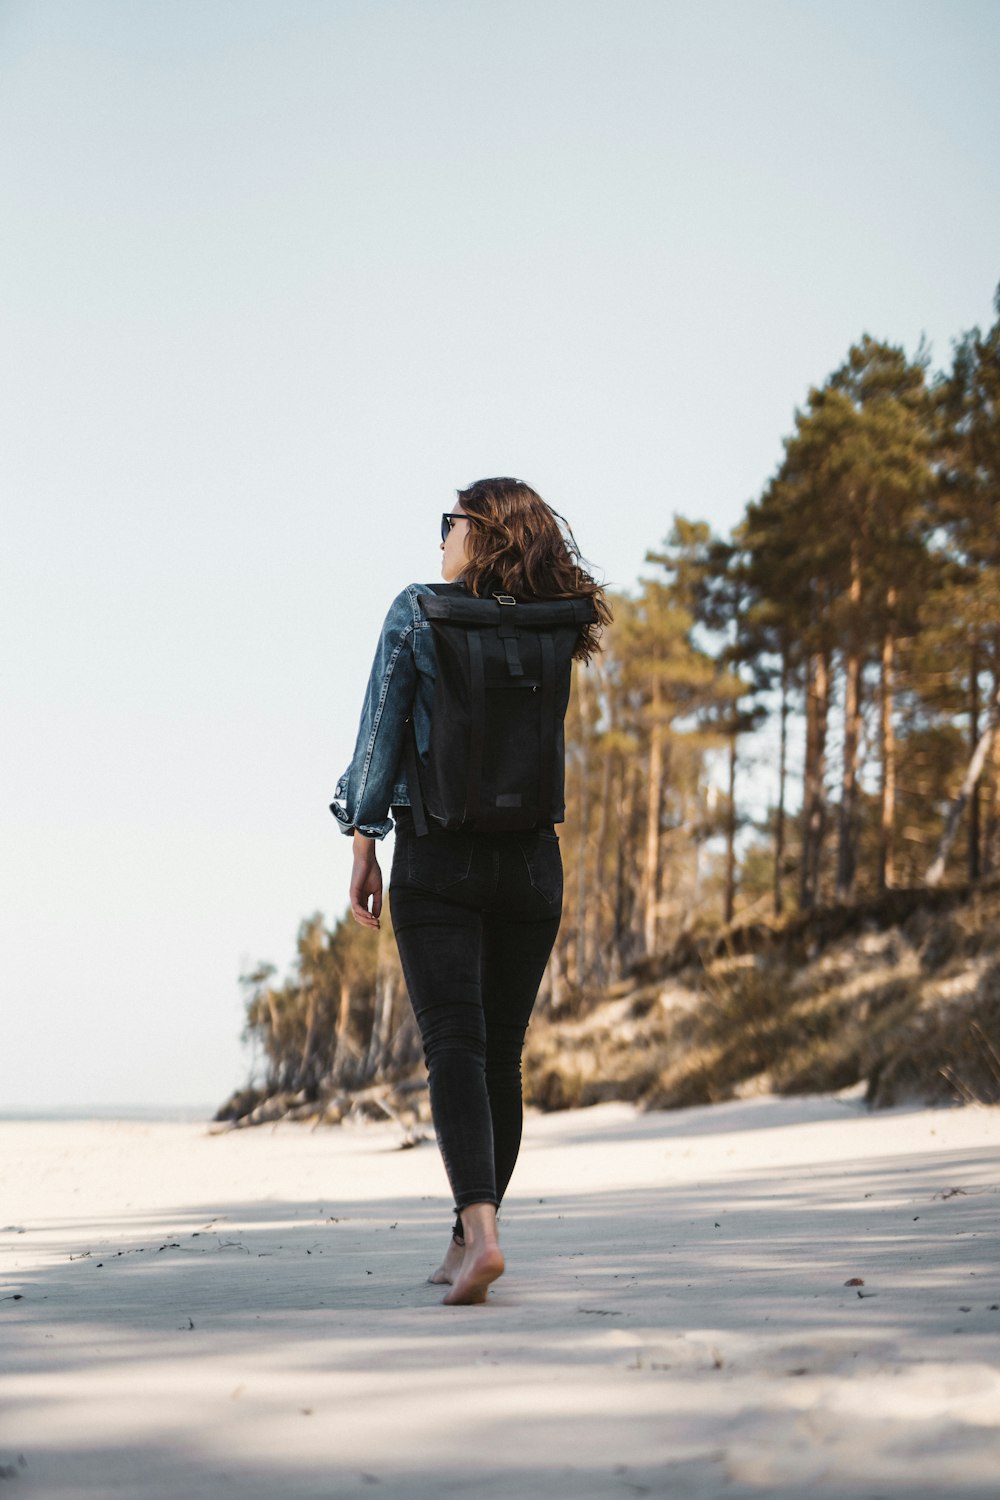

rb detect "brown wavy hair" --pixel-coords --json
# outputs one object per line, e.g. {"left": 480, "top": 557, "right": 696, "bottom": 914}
{"left": 455, "top": 477, "right": 611, "bottom": 662}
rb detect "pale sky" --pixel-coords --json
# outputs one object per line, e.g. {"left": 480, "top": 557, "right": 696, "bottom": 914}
{"left": 2, "top": 0, "right": 999, "bottom": 1109}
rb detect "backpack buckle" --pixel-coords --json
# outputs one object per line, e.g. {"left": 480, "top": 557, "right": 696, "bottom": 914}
{"left": 493, "top": 593, "right": 517, "bottom": 606}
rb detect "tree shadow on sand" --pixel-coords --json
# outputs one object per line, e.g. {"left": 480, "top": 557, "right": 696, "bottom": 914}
{"left": 2, "top": 1127, "right": 998, "bottom": 1500}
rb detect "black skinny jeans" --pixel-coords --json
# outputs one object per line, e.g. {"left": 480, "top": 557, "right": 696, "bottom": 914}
{"left": 388, "top": 806, "right": 562, "bottom": 1237}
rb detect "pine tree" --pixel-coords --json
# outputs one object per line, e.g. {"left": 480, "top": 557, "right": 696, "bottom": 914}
{"left": 926, "top": 288, "right": 1000, "bottom": 884}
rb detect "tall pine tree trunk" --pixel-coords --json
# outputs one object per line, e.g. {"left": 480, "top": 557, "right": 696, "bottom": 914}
{"left": 643, "top": 673, "right": 664, "bottom": 957}
{"left": 613, "top": 753, "right": 638, "bottom": 975}
{"left": 264, "top": 989, "right": 284, "bottom": 1090}
{"left": 612, "top": 753, "right": 626, "bottom": 966}
{"left": 590, "top": 738, "right": 614, "bottom": 986}
{"left": 927, "top": 676, "right": 1000, "bottom": 886}
{"left": 724, "top": 731, "right": 738, "bottom": 925}
{"left": 626, "top": 753, "right": 645, "bottom": 968}
{"left": 985, "top": 663, "right": 1000, "bottom": 876}
{"left": 773, "top": 649, "right": 789, "bottom": 917}
{"left": 835, "top": 646, "right": 863, "bottom": 898}
{"left": 836, "top": 543, "right": 863, "bottom": 900}
{"left": 985, "top": 726, "right": 1000, "bottom": 876}
{"left": 299, "top": 986, "right": 319, "bottom": 1093}
{"left": 548, "top": 941, "right": 564, "bottom": 1012}
{"left": 969, "top": 643, "right": 981, "bottom": 881}
{"left": 877, "top": 590, "right": 897, "bottom": 891}
{"left": 365, "top": 963, "right": 396, "bottom": 1081}
{"left": 332, "top": 979, "right": 356, "bottom": 1083}
{"left": 800, "top": 650, "right": 830, "bottom": 910}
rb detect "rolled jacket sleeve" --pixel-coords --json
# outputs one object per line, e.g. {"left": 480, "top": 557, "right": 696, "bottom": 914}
{"left": 329, "top": 588, "right": 419, "bottom": 839}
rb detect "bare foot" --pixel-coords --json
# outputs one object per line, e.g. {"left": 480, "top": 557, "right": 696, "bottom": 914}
{"left": 441, "top": 1242, "right": 505, "bottom": 1305}
{"left": 428, "top": 1235, "right": 465, "bottom": 1285}
{"left": 440, "top": 1203, "right": 504, "bottom": 1305}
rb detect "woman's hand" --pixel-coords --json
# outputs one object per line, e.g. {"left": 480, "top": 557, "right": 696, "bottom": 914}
{"left": 350, "top": 833, "right": 383, "bottom": 929}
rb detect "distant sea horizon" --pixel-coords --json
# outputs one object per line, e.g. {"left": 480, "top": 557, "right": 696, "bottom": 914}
{"left": 0, "top": 1104, "right": 217, "bottom": 1123}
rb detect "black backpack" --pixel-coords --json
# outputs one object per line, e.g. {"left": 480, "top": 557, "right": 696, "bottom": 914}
{"left": 404, "top": 583, "right": 597, "bottom": 836}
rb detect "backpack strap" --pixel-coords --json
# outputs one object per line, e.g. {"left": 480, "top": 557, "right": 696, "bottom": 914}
{"left": 410, "top": 582, "right": 460, "bottom": 836}
{"left": 539, "top": 630, "right": 556, "bottom": 810}
{"left": 465, "top": 629, "right": 487, "bottom": 823}
{"left": 404, "top": 718, "right": 430, "bottom": 838}
{"left": 495, "top": 594, "right": 524, "bottom": 677}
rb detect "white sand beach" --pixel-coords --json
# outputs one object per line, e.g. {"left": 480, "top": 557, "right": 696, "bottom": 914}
{"left": 1, "top": 1094, "right": 998, "bottom": 1499}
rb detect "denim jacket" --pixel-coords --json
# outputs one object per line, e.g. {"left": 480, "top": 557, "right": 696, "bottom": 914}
{"left": 330, "top": 581, "right": 458, "bottom": 840}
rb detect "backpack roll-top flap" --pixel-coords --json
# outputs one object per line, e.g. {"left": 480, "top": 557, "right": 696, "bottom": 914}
{"left": 418, "top": 594, "right": 597, "bottom": 629}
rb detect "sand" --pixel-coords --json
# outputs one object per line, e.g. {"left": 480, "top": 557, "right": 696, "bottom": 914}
{"left": 1, "top": 1093, "right": 998, "bottom": 1499}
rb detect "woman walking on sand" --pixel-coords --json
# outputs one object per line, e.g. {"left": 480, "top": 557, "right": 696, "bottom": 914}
{"left": 331, "top": 478, "right": 609, "bottom": 1304}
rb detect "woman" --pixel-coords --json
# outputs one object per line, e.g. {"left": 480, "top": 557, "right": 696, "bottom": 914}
{"left": 331, "top": 477, "right": 609, "bottom": 1304}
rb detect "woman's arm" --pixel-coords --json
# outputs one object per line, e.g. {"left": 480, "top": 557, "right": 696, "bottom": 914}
{"left": 350, "top": 831, "right": 382, "bottom": 929}
{"left": 330, "top": 587, "right": 420, "bottom": 840}
{"left": 332, "top": 587, "right": 423, "bottom": 927}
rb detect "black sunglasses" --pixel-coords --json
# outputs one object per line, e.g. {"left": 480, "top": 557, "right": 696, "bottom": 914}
{"left": 441, "top": 512, "right": 474, "bottom": 543}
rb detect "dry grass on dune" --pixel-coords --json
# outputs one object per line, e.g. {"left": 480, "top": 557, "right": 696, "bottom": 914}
{"left": 523, "top": 884, "right": 1000, "bottom": 1114}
